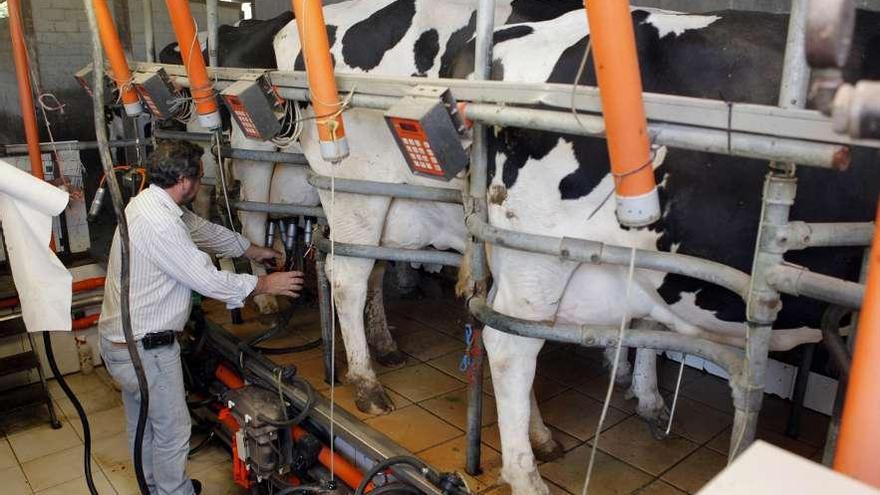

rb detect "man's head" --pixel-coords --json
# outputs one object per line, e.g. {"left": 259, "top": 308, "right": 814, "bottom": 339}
{"left": 148, "top": 140, "right": 204, "bottom": 204}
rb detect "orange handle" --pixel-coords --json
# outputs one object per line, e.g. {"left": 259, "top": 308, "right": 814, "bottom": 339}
{"left": 292, "top": 426, "right": 369, "bottom": 490}
{"left": 72, "top": 314, "right": 101, "bottom": 331}
{"left": 92, "top": 0, "right": 141, "bottom": 110}
{"left": 834, "top": 202, "right": 880, "bottom": 488}
{"left": 291, "top": 0, "right": 348, "bottom": 152}
{"left": 8, "top": 0, "right": 43, "bottom": 180}
{"left": 584, "top": 0, "right": 655, "bottom": 198}
{"left": 165, "top": 0, "right": 219, "bottom": 124}
{"left": 0, "top": 277, "right": 104, "bottom": 310}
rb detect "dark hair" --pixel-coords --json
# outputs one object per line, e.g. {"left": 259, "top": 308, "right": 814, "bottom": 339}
{"left": 148, "top": 140, "right": 204, "bottom": 188}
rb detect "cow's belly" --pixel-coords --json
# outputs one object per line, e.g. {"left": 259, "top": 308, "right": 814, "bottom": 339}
{"left": 555, "top": 264, "right": 664, "bottom": 326}
{"left": 381, "top": 199, "right": 467, "bottom": 253}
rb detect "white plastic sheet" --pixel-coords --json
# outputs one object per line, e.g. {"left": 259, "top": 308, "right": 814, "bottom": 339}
{"left": 0, "top": 159, "right": 72, "bottom": 332}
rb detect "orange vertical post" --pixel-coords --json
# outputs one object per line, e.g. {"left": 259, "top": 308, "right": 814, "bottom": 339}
{"left": 291, "top": 0, "right": 349, "bottom": 162}
{"left": 834, "top": 202, "right": 880, "bottom": 488}
{"left": 92, "top": 0, "right": 143, "bottom": 116}
{"left": 584, "top": 0, "right": 660, "bottom": 227}
{"left": 165, "top": 0, "right": 221, "bottom": 129}
{"left": 8, "top": 0, "right": 44, "bottom": 179}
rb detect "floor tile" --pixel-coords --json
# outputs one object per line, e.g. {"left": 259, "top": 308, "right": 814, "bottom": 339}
{"left": 91, "top": 432, "right": 134, "bottom": 486}
{"left": 635, "top": 480, "right": 686, "bottom": 495}
{"left": 479, "top": 480, "right": 570, "bottom": 495}
{"left": 0, "top": 407, "right": 66, "bottom": 436}
{"left": 541, "top": 390, "right": 630, "bottom": 441}
{"left": 55, "top": 388, "right": 124, "bottom": 418}
{"left": 365, "top": 405, "right": 461, "bottom": 453}
{"left": 573, "top": 375, "right": 639, "bottom": 414}
{"left": 391, "top": 300, "right": 470, "bottom": 338}
{"left": 47, "top": 371, "right": 115, "bottom": 401}
{"left": 680, "top": 375, "right": 733, "bottom": 414}
{"left": 0, "top": 465, "right": 32, "bottom": 495}
{"left": 70, "top": 406, "right": 127, "bottom": 442}
{"left": 657, "top": 360, "right": 704, "bottom": 393}
{"left": 381, "top": 364, "right": 465, "bottom": 402}
{"left": 597, "top": 416, "right": 699, "bottom": 476}
{"left": 706, "top": 426, "right": 816, "bottom": 459}
{"left": 21, "top": 445, "right": 93, "bottom": 491}
{"left": 482, "top": 371, "right": 569, "bottom": 403}
{"left": 395, "top": 328, "right": 463, "bottom": 362}
{"left": 426, "top": 350, "right": 472, "bottom": 383}
{"left": 421, "top": 389, "right": 496, "bottom": 430}
{"left": 187, "top": 442, "right": 232, "bottom": 475}
{"left": 279, "top": 355, "right": 332, "bottom": 391}
{"left": 33, "top": 469, "right": 116, "bottom": 495}
{"left": 537, "top": 350, "right": 606, "bottom": 387}
{"left": 418, "top": 436, "right": 502, "bottom": 492}
{"left": 480, "top": 423, "right": 581, "bottom": 455}
{"left": 540, "top": 443, "right": 653, "bottom": 495}
{"left": 319, "top": 384, "right": 411, "bottom": 420}
{"left": 663, "top": 395, "right": 732, "bottom": 444}
{"left": 661, "top": 447, "right": 727, "bottom": 493}
{"left": 188, "top": 460, "right": 248, "bottom": 494}
{"left": 0, "top": 437, "right": 17, "bottom": 470}
{"left": 8, "top": 419, "right": 82, "bottom": 463}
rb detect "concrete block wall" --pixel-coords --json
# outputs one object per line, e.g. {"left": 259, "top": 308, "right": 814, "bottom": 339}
{"left": 0, "top": 0, "right": 242, "bottom": 144}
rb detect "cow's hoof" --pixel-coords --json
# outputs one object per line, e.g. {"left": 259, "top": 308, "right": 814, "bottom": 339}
{"left": 639, "top": 405, "right": 671, "bottom": 440}
{"left": 254, "top": 294, "right": 280, "bottom": 316}
{"left": 375, "top": 350, "right": 408, "bottom": 368}
{"left": 354, "top": 382, "right": 395, "bottom": 415}
{"left": 532, "top": 437, "right": 565, "bottom": 462}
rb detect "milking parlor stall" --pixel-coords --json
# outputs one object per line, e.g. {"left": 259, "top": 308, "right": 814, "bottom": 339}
{"left": 3, "top": 0, "right": 880, "bottom": 493}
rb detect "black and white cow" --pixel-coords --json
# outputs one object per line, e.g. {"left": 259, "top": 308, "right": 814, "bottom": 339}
{"left": 272, "top": 1, "right": 880, "bottom": 493}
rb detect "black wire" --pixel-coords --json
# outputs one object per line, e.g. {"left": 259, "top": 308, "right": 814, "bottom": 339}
{"left": 247, "top": 296, "right": 322, "bottom": 355}
{"left": 355, "top": 456, "right": 430, "bottom": 495}
{"left": 43, "top": 332, "right": 98, "bottom": 495}
{"left": 188, "top": 430, "right": 216, "bottom": 457}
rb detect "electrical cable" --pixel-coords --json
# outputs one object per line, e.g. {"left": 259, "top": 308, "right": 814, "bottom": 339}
{"left": 254, "top": 376, "right": 315, "bottom": 427}
{"left": 83, "top": 1, "right": 151, "bottom": 493}
{"left": 354, "top": 456, "right": 430, "bottom": 495}
{"left": 368, "top": 483, "right": 422, "bottom": 495}
{"left": 42, "top": 332, "right": 99, "bottom": 495}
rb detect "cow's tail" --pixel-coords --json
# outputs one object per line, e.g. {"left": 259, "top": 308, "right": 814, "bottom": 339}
{"left": 455, "top": 241, "right": 474, "bottom": 298}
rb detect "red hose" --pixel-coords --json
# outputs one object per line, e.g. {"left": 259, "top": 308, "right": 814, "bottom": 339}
{"left": 0, "top": 277, "right": 106, "bottom": 310}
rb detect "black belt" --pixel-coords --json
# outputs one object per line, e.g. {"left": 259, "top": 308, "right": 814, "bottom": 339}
{"left": 141, "top": 330, "right": 176, "bottom": 350}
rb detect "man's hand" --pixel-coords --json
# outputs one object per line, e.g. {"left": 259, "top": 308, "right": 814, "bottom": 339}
{"left": 254, "top": 271, "right": 305, "bottom": 298}
{"left": 245, "top": 245, "right": 283, "bottom": 268}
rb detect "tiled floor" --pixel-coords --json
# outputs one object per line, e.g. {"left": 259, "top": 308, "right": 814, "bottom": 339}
{"left": 0, "top": 293, "right": 830, "bottom": 494}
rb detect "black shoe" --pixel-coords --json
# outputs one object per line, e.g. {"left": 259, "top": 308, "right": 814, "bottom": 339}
{"left": 192, "top": 479, "right": 202, "bottom": 495}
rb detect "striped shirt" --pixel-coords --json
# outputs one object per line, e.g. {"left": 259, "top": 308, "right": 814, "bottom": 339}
{"left": 99, "top": 185, "right": 257, "bottom": 343}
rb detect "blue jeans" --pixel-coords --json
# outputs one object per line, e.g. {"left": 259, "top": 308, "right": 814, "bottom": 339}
{"left": 100, "top": 337, "right": 195, "bottom": 495}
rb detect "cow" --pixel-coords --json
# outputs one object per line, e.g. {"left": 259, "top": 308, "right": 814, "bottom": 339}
{"left": 273, "top": 1, "right": 880, "bottom": 494}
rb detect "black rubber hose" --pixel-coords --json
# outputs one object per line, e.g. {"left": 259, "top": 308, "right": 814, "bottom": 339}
{"left": 83, "top": 2, "right": 150, "bottom": 493}
{"left": 248, "top": 300, "right": 322, "bottom": 355}
{"left": 355, "top": 456, "right": 431, "bottom": 495}
{"left": 256, "top": 376, "right": 315, "bottom": 427}
{"left": 43, "top": 332, "right": 98, "bottom": 495}
{"left": 273, "top": 483, "right": 327, "bottom": 494}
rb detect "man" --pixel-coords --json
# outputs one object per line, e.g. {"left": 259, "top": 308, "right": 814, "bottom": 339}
{"left": 99, "top": 140, "right": 302, "bottom": 495}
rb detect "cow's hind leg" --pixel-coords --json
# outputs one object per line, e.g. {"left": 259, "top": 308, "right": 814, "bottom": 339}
{"left": 365, "top": 262, "right": 406, "bottom": 368}
{"left": 629, "top": 348, "right": 669, "bottom": 438}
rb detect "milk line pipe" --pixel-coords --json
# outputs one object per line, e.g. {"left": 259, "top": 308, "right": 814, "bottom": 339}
{"left": 8, "top": 0, "right": 47, "bottom": 180}
{"left": 290, "top": 0, "right": 348, "bottom": 162}
{"left": 307, "top": 172, "right": 463, "bottom": 204}
{"left": 234, "top": 200, "right": 325, "bottom": 219}
{"left": 92, "top": 0, "right": 143, "bottom": 116}
{"left": 2, "top": 139, "right": 138, "bottom": 155}
{"left": 584, "top": 0, "right": 660, "bottom": 227}
{"left": 313, "top": 229, "right": 461, "bottom": 267}
{"left": 139, "top": 64, "right": 856, "bottom": 170}
{"left": 143, "top": 0, "right": 154, "bottom": 62}
{"left": 206, "top": 0, "right": 219, "bottom": 67}
{"left": 164, "top": 0, "right": 221, "bottom": 129}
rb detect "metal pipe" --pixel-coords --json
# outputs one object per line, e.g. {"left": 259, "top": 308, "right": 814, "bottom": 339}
{"left": 314, "top": 230, "right": 461, "bottom": 267}
{"left": 465, "top": 0, "right": 495, "bottom": 475}
{"left": 0, "top": 295, "right": 105, "bottom": 322}
{"left": 781, "top": 221, "right": 874, "bottom": 249}
{"left": 835, "top": 202, "right": 880, "bottom": 487}
{"left": 220, "top": 147, "right": 309, "bottom": 165}
{"left": 766, "top": 264, "right": 864, "bottom": 309}
{"left": 8, "top": 0, "right": 45, "bottom": 179}
{"left": 234, "top": 201, "right": 325, "bottom": 218}
{"left": 158, "top": 70, "right": 854, "bottom": 170}
{"left": 165, "top": 0, "right": 220, "bottom": 129}
{"left": 206, "top": 0, "right": 219, "bottom": 67}
{"left": 315, "top": 250, "right": 335, "bottom": 385}
{"left": 469, "top": 298, "right": 743, "bottom": 378}
{"left": 143, "top": 0, "right": 154, "bottom": 62}
{"left": 93, "top": 0, "right": 143, "bottom": 116}
{"left": 466, "top": 213, "right": 750, "bottom": 298}
{"left": 584, "top": 0, "right": 659, "bottom": 227}
{"left": 203, "top": 322, "right": 444, "bottom": 495}
{"left": 779, "top": 0, "right": 812, "bottom": 108}
{"left": 307, "top": 172, "right": 463, "bottom": 204}
{"left": 153, "top": 129, "right": 213, "bottom": 142}
{"left": 2, "top": 139, "right": 138, "bottom": 155}
{"left": 290, "top": 0, "right": 348, "bottom": 161}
